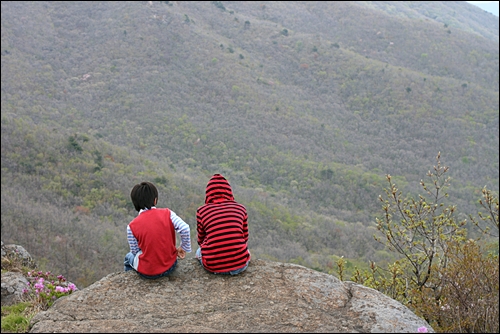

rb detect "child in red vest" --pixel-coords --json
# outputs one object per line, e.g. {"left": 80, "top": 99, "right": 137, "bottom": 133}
{"left": 124, "top": 181, "right": 191, "bottom": 278}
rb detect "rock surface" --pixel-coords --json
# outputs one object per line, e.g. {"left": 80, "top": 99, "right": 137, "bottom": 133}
{"left": 30, "top": 258, "right": 433, "bottom": 333}
{"left": 1, "top": 271, "right": 30, "bottom": 307}
{"left": 1, "top": 241, "right": 37, "bottom": 307}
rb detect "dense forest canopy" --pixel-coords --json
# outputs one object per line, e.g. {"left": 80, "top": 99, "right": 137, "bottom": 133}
{"left": 1, "top": 1, "right": 498, "bottom": 288}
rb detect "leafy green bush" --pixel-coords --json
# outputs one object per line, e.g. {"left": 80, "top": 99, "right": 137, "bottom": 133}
{"left": 340, "top": 153, "right": 499, "bottom": 333}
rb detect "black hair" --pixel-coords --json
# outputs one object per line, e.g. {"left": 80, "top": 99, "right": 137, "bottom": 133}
{"left": 130, "top": 181, "right": 158, "bottom": 212}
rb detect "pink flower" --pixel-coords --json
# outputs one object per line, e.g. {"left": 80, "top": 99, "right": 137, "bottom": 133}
{"left": 418, "top": 327, "right": 428, "bottom": 333}
{"left": 67, "top": 283, "right": 77, "bottom": 291}
{"left": 55, "top": 286, "right": 67, "bottom": 293}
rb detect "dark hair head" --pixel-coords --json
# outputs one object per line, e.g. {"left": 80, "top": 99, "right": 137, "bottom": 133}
{"left": 130, "top": 181, "right": 158, "bottom": 211}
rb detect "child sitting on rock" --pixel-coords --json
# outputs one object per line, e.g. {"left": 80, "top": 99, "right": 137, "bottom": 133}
{"left": 196, "top": 174, "right": 250, "bottom": 275}
{"left": 124, "top": 181, "right": 191, "bottom": 278}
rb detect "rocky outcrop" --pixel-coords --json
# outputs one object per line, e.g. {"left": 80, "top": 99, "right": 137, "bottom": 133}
{"left": 1, "top": 271, "right": 30, "bottom": 307}
{"left": 30, "top": 258, "right": 433, "bottom": 333}
{"left": 1, "top": 241, "right": 36, "bottom": 307}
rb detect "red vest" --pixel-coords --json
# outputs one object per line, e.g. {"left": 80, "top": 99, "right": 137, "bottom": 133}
{"left": 129, "top": 208, "right": 176, "bottom": 276}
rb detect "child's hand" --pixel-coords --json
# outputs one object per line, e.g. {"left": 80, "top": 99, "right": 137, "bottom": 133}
{"left": 177, "top": 247, "right": 186, "bottom": 259}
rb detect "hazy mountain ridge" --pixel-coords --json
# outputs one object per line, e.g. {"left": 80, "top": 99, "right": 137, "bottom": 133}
{"left": 221, "top": 1, "right": 498, "bottom": 89}
{"left": 356, "top": 1, "right": 499, "bottom": 42}
{"left": 1, "top": 1, "right": 498, "bottom": 287}
{"left": 468, "top": 1, "right": 499, "bottom": 18}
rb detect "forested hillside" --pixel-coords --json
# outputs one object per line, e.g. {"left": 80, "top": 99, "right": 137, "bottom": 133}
{"left": 1, "top": 1, "right": 498, "bottom": 288}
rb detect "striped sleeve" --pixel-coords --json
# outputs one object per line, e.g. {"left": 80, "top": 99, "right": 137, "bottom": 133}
{"left": 127, "top": 225, "right": 140, "bottom": 255}
{"left": 171, "top": 211, "right": 192, "bottom": 252}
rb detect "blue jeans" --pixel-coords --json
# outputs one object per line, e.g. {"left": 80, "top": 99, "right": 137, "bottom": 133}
{"left": 195, "top": 248, "right": 249, "bottom": 275}
{"left": 124, "top": 252, "right": 177, "bottom": 279}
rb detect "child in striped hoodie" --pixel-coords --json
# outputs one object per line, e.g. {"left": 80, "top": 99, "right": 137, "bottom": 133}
{"left": 124, "top": 181, "right": 191, "bottom": 279}
{"left": 196, "top": 174, "right": 250, "bottom": 275}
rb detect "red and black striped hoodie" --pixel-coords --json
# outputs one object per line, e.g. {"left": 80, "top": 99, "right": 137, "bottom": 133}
{"left": 196, "top": 174, "right": 250, "bottom": 273}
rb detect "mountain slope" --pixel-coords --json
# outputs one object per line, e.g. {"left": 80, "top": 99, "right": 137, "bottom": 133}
{"left": 1, "top": 1, "right": 498, "bottom": 287}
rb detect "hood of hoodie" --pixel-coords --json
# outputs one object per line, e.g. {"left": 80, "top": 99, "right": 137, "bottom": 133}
{"left": 205, "top": 174, "right": 234, "bottom": 204}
